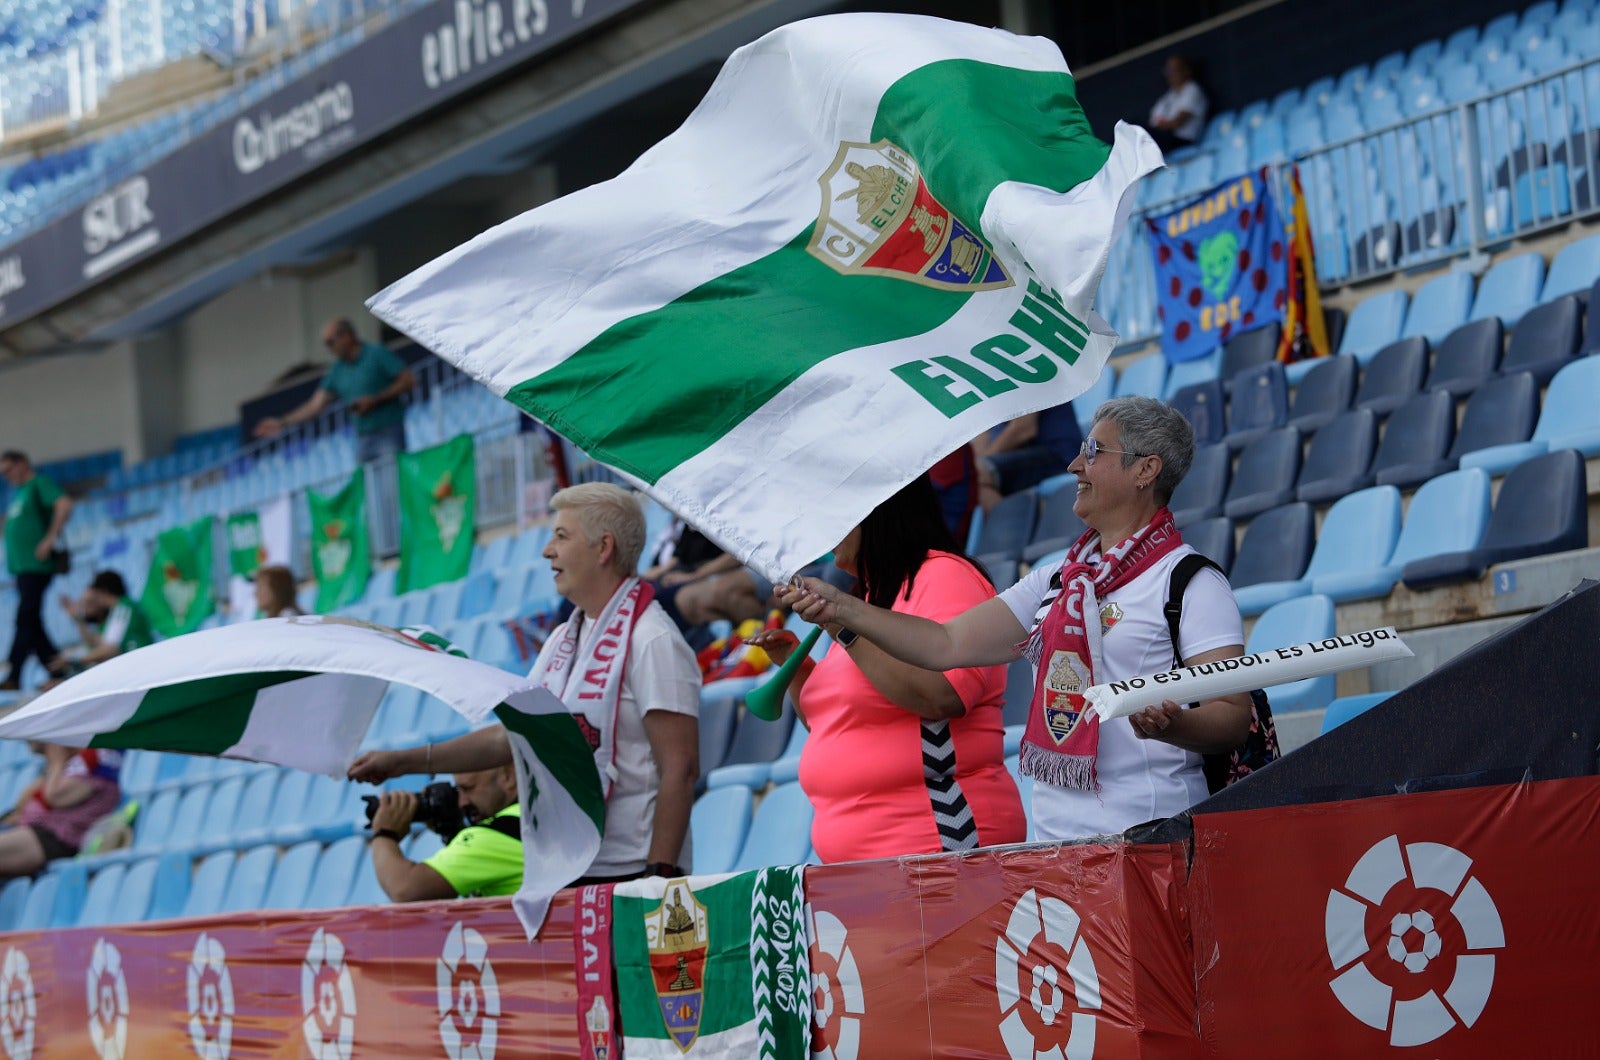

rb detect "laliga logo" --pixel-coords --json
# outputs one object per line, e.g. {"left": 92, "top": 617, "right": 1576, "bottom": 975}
{"left": 187, "top": 933, "right": 234, "bottom": 1060}
{"left": 994, "top": 889, "right": 1100, "bottom": 1060}
{"left": 0, "top": 948, "right": 35, "bottom": 1060}
{"left": 805, "top": 906, "right": 864, "bottom": 1060}
{"left": 437, "top": 922, "right": 500, "bottom": 1060}
{"left": 301, "top": 928, "right": 356, "bottom": 1059}
{"left": 1325, "top": 835, "right": 1505, "bottom": 1048}
{"left": 86, "top": 939, "right": 129, "bottom": 1060}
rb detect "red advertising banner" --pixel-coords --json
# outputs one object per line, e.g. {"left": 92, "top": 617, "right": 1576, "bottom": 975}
{"left": 1191, "top": 775, "right": 1600, "bottom": 1057}
{"left": 804, "top": 842, "right": 1198, "bottom": 1060}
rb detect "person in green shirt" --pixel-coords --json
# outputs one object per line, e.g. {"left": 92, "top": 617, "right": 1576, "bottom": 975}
{"left": 252, "top": 317, "right": 415, "bottom": 465}
{"left": 2, "top": 450, "right": 73, "bottom": 691}
{"left": 366, "top": 764, "right": 523, "bottom": 901}
{"left": 46, "top": 571, "right": 154, "bottom": 684}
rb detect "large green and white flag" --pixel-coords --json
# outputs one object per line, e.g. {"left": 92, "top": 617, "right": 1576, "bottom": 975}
{"left": 613, "top": 868, "right": 809, "bottom": 1059}
{"left": 0, "top": 615, "right": 602, "bottom": 935}
{"left": 140, "top": 517, "right": 215, "bottom": 637}
{"left": 309, "top": 472, "right": 371, "bottom": 613}
{"left": 369, "top": 14, "right": 1160, "bottom": 581}
{"left": 397, "top": 435, "right": 476, "bottom": 595}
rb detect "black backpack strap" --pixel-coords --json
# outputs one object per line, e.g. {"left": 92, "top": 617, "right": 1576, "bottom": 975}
{"left": 482, "top": 813, "right": 524, "bottom": 841}
{"left": 1164, "top": 553, "right": 1224, "bottom": 665}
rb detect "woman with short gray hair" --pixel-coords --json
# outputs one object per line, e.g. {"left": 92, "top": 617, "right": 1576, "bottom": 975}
{"left": 779, "top": 397, "right": 1250, "bottom": 842}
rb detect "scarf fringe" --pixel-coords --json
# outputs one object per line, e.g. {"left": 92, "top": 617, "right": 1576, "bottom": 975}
{"left": 1019, "top": 741, "right": 1097, "bottom": 792}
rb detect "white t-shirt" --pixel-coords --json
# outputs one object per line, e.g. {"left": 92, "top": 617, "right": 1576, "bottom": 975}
{"left": 540, "top": 598, "right": 701, "bottom": 875}
{"left": 1150, "top": 80, "right": 1208, "bottom": 143}
{"left": 999, "top": 545, "right": 1242, "bottom": 840}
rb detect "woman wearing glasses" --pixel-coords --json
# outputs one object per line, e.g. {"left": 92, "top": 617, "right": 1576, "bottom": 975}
{"left": 780, "top": 396, "right": 1250, "bottom": 842}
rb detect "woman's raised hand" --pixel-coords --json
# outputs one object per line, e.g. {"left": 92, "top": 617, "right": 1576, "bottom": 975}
{"left": 774, "top": 577, "right": 848, "bottom": 627}
{"left": 745, "top": 628, "right": 800, "bottom": 667}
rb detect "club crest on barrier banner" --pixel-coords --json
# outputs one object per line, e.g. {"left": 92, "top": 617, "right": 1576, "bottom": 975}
{"left": 644, "top": 879, "right": 709, "bottom": 1051}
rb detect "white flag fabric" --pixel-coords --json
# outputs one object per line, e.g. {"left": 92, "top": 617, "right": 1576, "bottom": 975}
{"left": 0, "top": 616, "right": 603, "bottom": 935}
{"left": 368, "top": 13, "right": 1160, "bottom": 581}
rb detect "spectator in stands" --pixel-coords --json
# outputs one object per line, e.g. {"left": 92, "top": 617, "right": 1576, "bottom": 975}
{"left": 350, "top": 482, "right": 699, "bottom": 883}
{"left": 45, "top": 571, "right": 153, "bottom": 682}
{"left": 749, "top": 474, "right": 1024, "bottom": 863}
{"left": 2, "top": 450, "right": 73, "bottom": 691}
{"left": 780, "top": 397, "right": 1251, "bottom": 842}
{"left": 0, "top": 743, "right": 123, "bottom": 877}
{"left": 640, "top": 515, "right": 740, "bottom": 642}
{"left": 365, "top": 765, "right": 523, "bottom": 901}
{"left": 1147, "top": 54, "right": 1208, "bottom": 152}
{"left": 971, "top": 404, "right": 1084, "bottom": 511}
{"left": 253, "top": 318, "right": 414, "bottom": 465}
{"left": 254, "top": 565, "right": 303, "bottom": 618}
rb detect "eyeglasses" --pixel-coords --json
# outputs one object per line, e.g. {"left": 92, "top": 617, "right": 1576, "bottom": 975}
{"left": 1079, "top": 437, "right": 1145, "bottom": 464}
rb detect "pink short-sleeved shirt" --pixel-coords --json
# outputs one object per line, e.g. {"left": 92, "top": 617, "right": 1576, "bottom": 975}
{"left": 798, "top": 552, "right": 1025, "bottom": 863}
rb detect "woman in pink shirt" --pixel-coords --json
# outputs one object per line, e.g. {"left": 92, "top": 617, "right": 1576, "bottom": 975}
{"left": 752, "top": 476, "right": 1024, "bottom": 863}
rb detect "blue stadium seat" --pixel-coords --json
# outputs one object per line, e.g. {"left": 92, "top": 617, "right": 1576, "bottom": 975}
{"left": 1469, "top": 252, "right": 1546, "bottom": 327}
{"left": 1324, "top": 469, "right": 1494, "bottom": 601}
{"left": 1223, "top": 428, "right": 1302, "bottom": 519}
{"left": 141, "top": 852, "right": 194, "bottom": 922}
{"left": 1287, "top": 355, "right": 1358, "bottom": 433}
{"left": 1169, "top": 443, "right": 1230, "bottom": 526}
{"left": 1372, "top": 390, "right": 1457, "bottom": 488}
{"left": 261, "top": 840, "right": 323, "bottom": 910}
{"left": 346, "top": 851, "right": 388, "bottom": 907}
{"left": 731, "top": 782, "right": 814, "bottom": 872}
{"left": 0, "top": 877, "right": 29, "bottom": 933}
{"left": 766, "top": 722, "right": 809, "bottom": 786}
{"left": 1021, "top": 488, "right": 1087, "bottom": 564}
{"left": 1223, "top": 361, "right": 1287, "bottom": 451}
{"left": 455, "top": 569, "right": 497, "bottom": 621}
{"left": 1245, "top": 595, "right": 1337, "bottom": 714}
{"left": 472, "top": 535, "right": 514, "bottom": 574}
{"left": 106, "top": 855, "right": 160, "bottom": 924}
{"left": 1163, "top": 349, "right": 1223, "bottom": 400}
{"left": 365, "top": 566, "right": 398, "bottom": 603}
{"left": 1169, "top": 380, "right": 1226, "bottom": 447}
{"left": 1320, "top": 692, "right": 1396, "bottom": 734}
{"left": 1219, "top": 323, "right": 1282, "bottom": 390}
{"left": 220, "top": 845, "right": 279, "bottom": 913}
{"left": 1445, "top": 371, "right": 1540, "bottom": 466}
{"left": 1337, "top": 289, "right": 1410, "bottom": 364}
{"left": 1301, "top": 487, "right": 1405, "bottom": 602}
{"left": 307, "top": 836, "right": 367, "bottom": 909}
{"left": 970, "top": 489, "right": 1038, "bottom": 562}
{"left": 690, "top": 787, "right": 754, "bottom": 875}
{"left": 1229, "top": 503, "right": 1316, "bottom": 616}
{"left": 697, "top": 693, "right": 741, "bottom": 776}
{"left": 45, "top": 861, "right": 89, "bottom": 929}
{"left": 1072, "top": 370, "right": 1116, "bottom": 434}
{"left": 1295, "top": 409, "right": 1378, "bottom": 504}
{"left": 16, "top": 873, "right": 57, "bottom": 931}
{"left": 710, "top": 700, "right": 795, "bottom": 779}
{"left": 1460, "top": 356, "right": 1600, "bottom": 474}
{"left": 78, "top": 863, "right": 127, "bottom": 927}
{"left": 1182, "top": 517, "right": 1235, "bottom": 573}
{"left": 159, "top": 782, "right": 215, "bottom": 854}
{"left": 126, "top": 787, "right": 183, "bottom": 859}
{"left": 1542, "top": 233, "right": 1600, "bottom": 301}
{"left": 1354, "top": 337, "right": 1429, "bottom": 416}
{"left": 1401, "top": 271, "right": 1475, "bottom": 345}
{"left": 237, "top": 770, "right": 316, "bottom": 847}
{"left": 1424, "top": 318, "right": 1503, "bottom": 395}
{"left": 505, "top": 528, "right": 550, "bottom": 572}
{"left": 1113, "top": 354, "right": 1167, "bottom": 399}
{"left": 1499, "top": 295, "right": 1581, "bottom": 386}
{"left": 1403, "top": 448, "right": 1588, "bottom": 588}
{"left": 1001, "top": 657, "right": 1034, "bottom": 729}
{"left": 181, "top": 852, "right": 238, "bottom": 919}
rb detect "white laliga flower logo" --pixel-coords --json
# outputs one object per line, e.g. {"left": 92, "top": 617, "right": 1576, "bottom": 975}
{"left": 1, "top": 948, "right": 36, "bottom": 1060}
{"left": 805, "top": 905, "right": 864, "bottom": 1060}
{"left": 1325, "top": 835, "right": 1505, "bottom": 1048}
{"left": 301, "top": 928, "right": 356, "bottom": 1059}
{"left": 85, "top": 939, "right": 129, "bottom": 1060}
{"left": 994, "top": 889, "right": 1099, "bottom": 1060}
{"left": 436, "top": 922, "right": 500, "bottom": 1060}
{"left": 187, "top": 933, "right": 234, "bottom": 1060}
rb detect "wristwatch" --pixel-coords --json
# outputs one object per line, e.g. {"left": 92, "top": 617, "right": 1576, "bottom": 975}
{"left": 834, "top": 625, "right": 859, "bottom": 648}
{"left": 373, "top": 828, "right": 405, "bottom": 843}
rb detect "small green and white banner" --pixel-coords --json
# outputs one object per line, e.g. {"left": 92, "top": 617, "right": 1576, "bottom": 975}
{"left": 140, "top": 516, "right": 215, "bottom": 637}
{"left": 226, "top": 495, "right": 293, "bottom": 621}
{"left": 369, "top": 13, "right": 1159, "bottom": 581}
{"left": 397, "top": 435, "right": 476, "bottom": 595}
{"left": 0, "top": 616, "right": 602, "bottom": 935}
{"left": 309, "top": 472, "right": 371, "bottom": 613}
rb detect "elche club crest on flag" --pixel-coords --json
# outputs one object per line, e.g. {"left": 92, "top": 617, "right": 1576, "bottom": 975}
{"left": 644, "top": 879, "right": 710, "bottom": 1051}
{"left": 437, "top": 921, "right": 501, "bottom": 1060}
{"left": 994, "top": 888, "right": 1101, "bottom": 1060}
{"left": 318, "top": 520, "right": 353, "bottom": 579}
{"left": 0, "top": 947, "right": 35, "bottom": 1060}
{"left": 1324, "top": 833, "right": 1505, "bottom": 1048}
{"left": 430, "top": 472, "right": 468, "bottom": 555}
{"left": 161, "top": 563, "right": 199, "bottom": 627}
{"left": 809, "top": 141, "right": 1010, "bottom": 291}
{"left": 86, "top": 937, "right": 130, "bottom": 1060}
{"left": 187, "top": 932, "right": 234, "bottom": 1060}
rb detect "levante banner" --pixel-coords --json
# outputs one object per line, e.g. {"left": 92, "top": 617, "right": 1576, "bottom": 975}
{"left": 1148, "top": 168, "right": 1287, "bottom": 363}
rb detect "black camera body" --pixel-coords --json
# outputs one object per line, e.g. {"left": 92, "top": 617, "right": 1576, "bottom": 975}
{"left": 362, "top": 780, "right": 466, "bottom": 840}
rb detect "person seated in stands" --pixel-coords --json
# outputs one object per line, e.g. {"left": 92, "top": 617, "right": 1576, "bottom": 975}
{"left": 46, "top": 571, "right": 153, "bottom": 681}
{"left": 640, "top": 515, "right": 748, "bottom": 647}
{"left": 971, "top": 404, "right": 1083, "bottom": 511}
{"left": 364, "top": 765, "right": 523, "bottom": 901}
{"left": 253, "top": 317, "right": 414, "bottom": 466}
{"left": 351, "top": 482, "right": 699, "bottom": 884}
{"left": 1147, "top": 54, "right": 1208, "bottom": 152}
{"left": 0, "top": 743, "right": 123, "bottom": 877}
{"left": 254, "top": 565, "right": 303, "bottom": 618}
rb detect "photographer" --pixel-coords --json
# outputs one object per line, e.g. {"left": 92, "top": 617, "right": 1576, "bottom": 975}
{"left": 367, "top": 765, "right": 522, "bottom": 902}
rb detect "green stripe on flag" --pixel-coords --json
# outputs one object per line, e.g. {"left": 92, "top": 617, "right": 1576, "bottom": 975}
{"left": 87, "top": 671, "right": 316, "bottom": 754}
{"left": 494, "top": 703, "right": 606, "bottom": 834}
